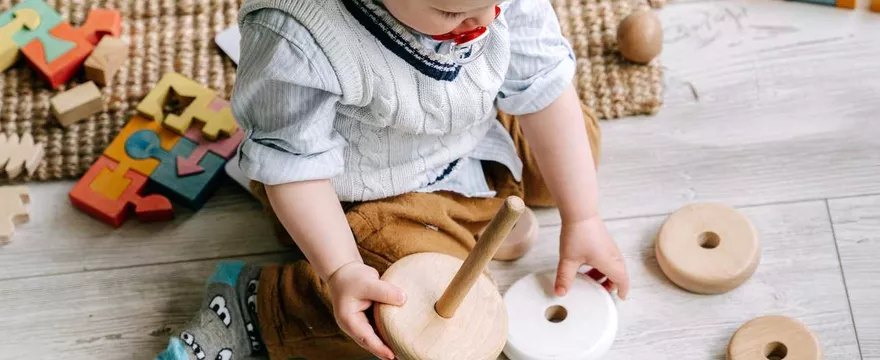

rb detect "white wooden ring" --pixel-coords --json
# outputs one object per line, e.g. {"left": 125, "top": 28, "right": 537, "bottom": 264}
{"left": 727, "top": 315, "right": 821, "bottom": 360}
{"left": 503, "top": 269, "right": 618, "bottom": 360}
{"left": 656, "top": 203, "right": 761, "bottom": 294}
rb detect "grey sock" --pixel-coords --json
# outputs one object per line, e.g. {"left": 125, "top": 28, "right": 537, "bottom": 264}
{"left": 156, "top": 261, "right": 264, "bottom": 360}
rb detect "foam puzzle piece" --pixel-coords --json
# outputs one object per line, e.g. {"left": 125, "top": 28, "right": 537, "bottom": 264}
{"left": 0, "top": 185, "right": 29, "bottom": 244}
{"left": 78, "top": 9, "right": 121, "bottom": 45}
{"left": 125, "top": 129, "right": 179, "bottom": 166}
{"left": 103, "top": 115, "right": 181, "bottom": 177}
{"left": 0, "top": 36, "right": 17, "bottom": 72}
{"left": 147, "top": 136, "right": 227, "bottom": 210}
{"left": 0, "top": 8, "right": 40, "bottom": 72}
{"left": 178, "top": 124, "right": 244, "bottom": 176}
{"left": 21, "top": 22, "right": 94, "bottom": 89}
{"left": 136, "top": 72, "right": 238, "bottom": 140}
{"left": 68, "top": 155, "right": 173, "bottom": 228}
{"left": 0, "top": 0, "right": 68, "bottom": 58}
{"left": 84, "top": 36, "right": 128, "bottom": 85}
{"left": 0, "top": 132, "right": 45, "bottom": 179}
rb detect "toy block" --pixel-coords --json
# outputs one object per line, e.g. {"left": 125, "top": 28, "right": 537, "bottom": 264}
{"left": 84, "top": 36, "right": 127, "bottom": 85}
{"left": 103, "top": 115, "right": 181, "bottom": 177}
{"left": 78, "top": 9, "right": 121, "bottom": 45}
{"left": 178, "top": 124, "right": 244, "bottom": 176}
{"left": 0, "top": 0, "right": 68, "bottom": 57}
{"left": 145, "top": 136, "right": 227, "bottom": 210}
{"left": 68, "top": 155, "right": 173, "bottom": 228}
{"left": 20, "top": 22, "right": 93, "bottom": 89}
{"left": 787, "top": 0, "right": 856, "bottom": 8}
{"left": 0, "top": 185, "right": 29, "bottom": 244}
{"left": 137, "top": 72, "right": 238, "bottom": 140}
{"left": 0, "top": 8, "right": 40, "bottom": 72}
{"left": 50, "top": 81, "right": 103, "bottom": 126}
{"left": 0, "top": 132, "right": 44, "bottom": 179}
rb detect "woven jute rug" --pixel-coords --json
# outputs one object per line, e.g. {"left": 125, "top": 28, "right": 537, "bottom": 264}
{"left": 0, "top": 0, "right": 663, "bottom": 182}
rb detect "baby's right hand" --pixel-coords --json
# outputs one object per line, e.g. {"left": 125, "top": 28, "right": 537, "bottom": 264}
{"left": 327, "top": 261, "right": 407, "bottom": 360}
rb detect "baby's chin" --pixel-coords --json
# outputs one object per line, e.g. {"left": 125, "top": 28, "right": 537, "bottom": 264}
{"left": 398, "top": 19, "right": 458, "bottom": 37}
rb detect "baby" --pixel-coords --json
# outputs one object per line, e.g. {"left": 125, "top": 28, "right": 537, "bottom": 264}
{"left": 157, "top": 0, "right": 629, "bottom": 359}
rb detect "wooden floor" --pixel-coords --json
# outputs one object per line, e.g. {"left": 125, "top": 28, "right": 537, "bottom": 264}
{"left": 2, "top": 0, "right": 879, "bottom": 359}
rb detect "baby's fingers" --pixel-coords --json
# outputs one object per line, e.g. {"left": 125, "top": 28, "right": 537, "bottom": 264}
{"left": 339, "top": 312, "right": 396, "bottom": 360}
{"left": 595, "top": 257, "right": 630, "bottom": 300}
{"left": 363, "top": 279, "right": 407, "bottom": 306}
{"left": 554, "top": 258, "right": 581, "bottom": 296}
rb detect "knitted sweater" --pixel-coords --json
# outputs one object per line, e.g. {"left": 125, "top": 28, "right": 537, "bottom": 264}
{"left": 232, "top": 0, "right": 576, "bottom": 201}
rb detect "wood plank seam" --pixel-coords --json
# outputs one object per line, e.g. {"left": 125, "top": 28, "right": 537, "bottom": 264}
{"left": 823, "top": 198, "right": 864, "bottom": 358}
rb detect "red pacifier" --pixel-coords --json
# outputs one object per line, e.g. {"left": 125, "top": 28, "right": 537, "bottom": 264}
{"left": 432, "top": 5, "right": 501, "bottom": 64}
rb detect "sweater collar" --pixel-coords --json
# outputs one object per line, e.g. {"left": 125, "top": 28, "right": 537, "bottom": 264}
{"left": 342, "top": 0, "right": 462, "bottom": 81}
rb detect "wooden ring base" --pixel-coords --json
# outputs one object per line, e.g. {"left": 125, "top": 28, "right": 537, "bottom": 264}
{"left": 727, "top": 315, "right": 821, "bottom": 360}
{"left": 656, "top": 203, "right": 761, "bottom": 294}
{"left": 375, "top": 253, "right": 507, "bottom": 360}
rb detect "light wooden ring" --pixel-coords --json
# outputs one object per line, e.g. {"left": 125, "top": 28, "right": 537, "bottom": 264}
{"left": 656, "top": 203, "right": 761, "bottom": 294}
{"left": 375, "top": 253, "right": 507, "bottom": 360}
{"left": 727, "top": 315, "right": 821, "bottom": 360}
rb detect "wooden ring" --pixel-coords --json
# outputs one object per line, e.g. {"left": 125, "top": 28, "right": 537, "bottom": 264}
{"left": 375, "top": 253, "right": 507, "bottom": 360}
{"left": 727, "top": 315, "right": 821, "bottom": 360}
{"left": 656, "top": 203, "right": 761, "bottom": 294}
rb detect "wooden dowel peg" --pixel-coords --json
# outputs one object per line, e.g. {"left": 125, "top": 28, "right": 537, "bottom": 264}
{"left": 435, "top": 196, "right": 525, "bottom": 318}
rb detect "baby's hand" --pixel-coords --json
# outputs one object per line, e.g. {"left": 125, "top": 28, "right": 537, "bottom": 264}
{"left": 327, "top": 262, "right": 407, "bottom": 360}
{"left": 555, "top": 216, "right": 630, "bottom": 300}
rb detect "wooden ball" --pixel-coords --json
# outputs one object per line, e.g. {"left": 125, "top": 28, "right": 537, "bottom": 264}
{"left": 728, "top": 316, "right": 821, "bottom": 360}
{"left": 655, "top": 203, "right": 761, "bottom": 294}
{"left": 375, "top": 252, "right": 507, "bottom": 360}
{"left": 617, "top": 10, "right": 663, "bottom": 64}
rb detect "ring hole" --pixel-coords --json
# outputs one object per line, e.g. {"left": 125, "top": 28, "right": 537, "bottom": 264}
{"left": 544, "top": 305, "right": 568, "bottom": 323}
{"left": 764, "top": 342, "right": 788, "bottom": 360}
{"left": 698, "top": 231, "right": 721, "bottom": 249}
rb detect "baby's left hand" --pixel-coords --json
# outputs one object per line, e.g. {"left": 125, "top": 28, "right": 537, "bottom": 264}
{"left": 555, "top": 216, "right": 630, "bottom": 300}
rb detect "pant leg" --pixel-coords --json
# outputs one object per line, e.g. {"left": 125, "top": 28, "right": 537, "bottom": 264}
{"left": 484, "top": 102, "right": 602, "bottom": 207}
{"left": 251, "top": 183, "right": 506, "bottom": 360}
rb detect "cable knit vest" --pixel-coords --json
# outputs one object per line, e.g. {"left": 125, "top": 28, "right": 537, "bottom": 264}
{"left": 238, "top": 0, "right": 512, "bottom": 201}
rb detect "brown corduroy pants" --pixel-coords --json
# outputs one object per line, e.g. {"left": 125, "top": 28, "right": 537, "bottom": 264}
{"left": 250, "top": 106, "right": 601, "bottom": 360}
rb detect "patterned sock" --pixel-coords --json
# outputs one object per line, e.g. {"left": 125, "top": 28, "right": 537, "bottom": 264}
{"left": 156, "top": 261, "right": 264, "bottom": 360}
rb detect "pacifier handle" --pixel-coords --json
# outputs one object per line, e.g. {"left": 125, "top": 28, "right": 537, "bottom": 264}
{"left": 431, "top": 5, "right": 501, "bottom": 45}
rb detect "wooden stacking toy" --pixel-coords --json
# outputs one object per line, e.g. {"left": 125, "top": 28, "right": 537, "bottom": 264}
{"left": 656, "top": 203, "right": 761, "bottom": 294}
{"left": 375, "top": 196, "right": 525, "bottom": 360}
{"left": 727, "top": 315, "right": 821, "bottom": 360}
{"left": 503, "top": 269, "right": 618, "bottom": 360}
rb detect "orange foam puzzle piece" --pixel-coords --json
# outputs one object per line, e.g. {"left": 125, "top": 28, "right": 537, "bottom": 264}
{"left": 103, "top": 115, "right": 181, "bottom": 177}
{"left": 20, "top": 22, "right": 93, "bottom": 89}
{"left": 68, "top": 155, "right": 173, "bottom": 228}
{"left": 78, "top": 9, "right": 121, "bottom": 45}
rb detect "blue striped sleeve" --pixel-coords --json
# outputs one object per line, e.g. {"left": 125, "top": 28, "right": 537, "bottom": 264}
{"left": 496, "top": 0, "right": 577, "bottom": 115}
{"left": 231, "top": 9, "right": 346, "bottom": 186}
